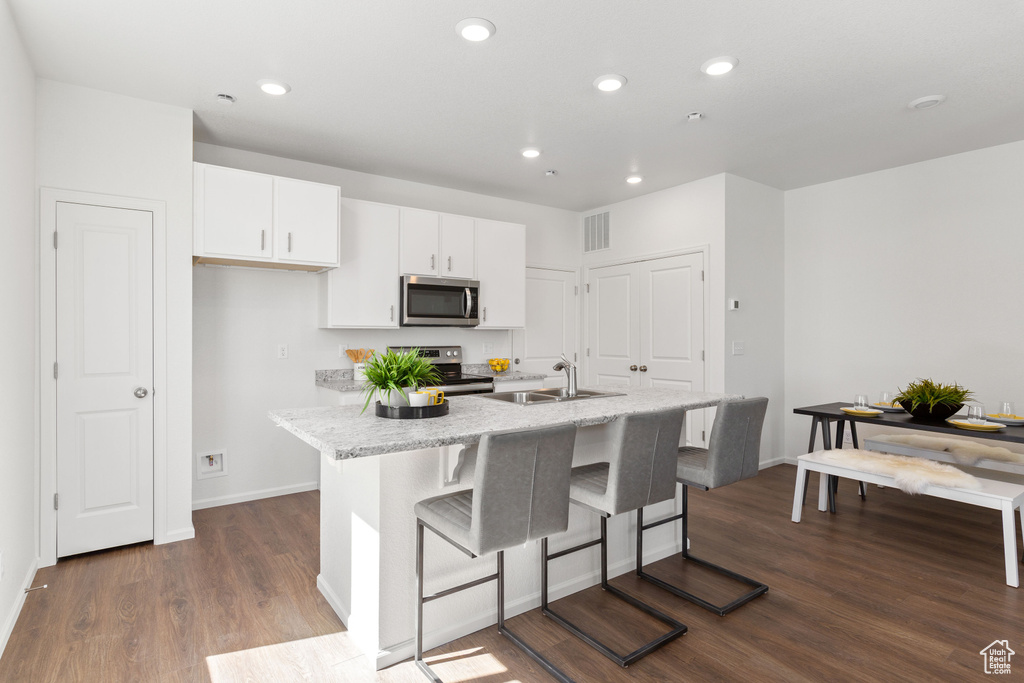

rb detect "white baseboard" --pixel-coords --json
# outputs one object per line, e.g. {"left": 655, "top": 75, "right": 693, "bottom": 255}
{"left": 192, "top": 481, "right": 319, "bottom": 510}
{"left": 759, "top": 454, "right": 788, "bottom": 468}
{"left": 0, "top": 557, "right": 38, "bottom": 660}
{"left": 372, "top": 538, "right": 684, "bottom": 670}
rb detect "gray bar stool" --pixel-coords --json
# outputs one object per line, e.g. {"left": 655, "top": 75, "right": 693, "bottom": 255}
{"left": 542, "top": 407, "right": 688, "bottom": 668}
{"left": 636, "top": 397, "right": 769, "bottom": 616}
{"left": 414, "top": 423, "right": 578, "bottom": 683}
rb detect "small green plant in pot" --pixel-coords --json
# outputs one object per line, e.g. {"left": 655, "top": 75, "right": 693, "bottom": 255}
{"left": 893, "top": 378, "right": 972, "bottom": 421}
{"left": 360, "top": 348, "right": 441, "bottom": 412}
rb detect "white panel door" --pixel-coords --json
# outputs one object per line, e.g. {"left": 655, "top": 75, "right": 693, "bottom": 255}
{"left": 586, "top": 263, "right": 639, "bottom": 387}
{"left": 639, "top": 253, "right": 705, "bottom": 444}
{"left": 512, "top": 268, "right": 578, "bottom": 376}
{"left": 440, "top": 214, "right": 475, "bottom": 278}
{"left": 274, "top": 177, "right": 340, "bottom": 266}
{"left": 56, "top": 202, "right": 154, "bottom": 557}
{"left": 399, "top": 207, "right": 440, "bottom": 275}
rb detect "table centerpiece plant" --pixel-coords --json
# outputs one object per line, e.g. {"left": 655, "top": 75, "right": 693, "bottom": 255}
{"left": 360, "top": 348, "right": 441, "bottom": 412}
{"left": 893, "top": 378, "right": 972, "bottom": 421}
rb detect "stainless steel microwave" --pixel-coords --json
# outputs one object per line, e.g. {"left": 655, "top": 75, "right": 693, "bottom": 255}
{"left": 400, "top": 275, "right": 480, "bottom": 327}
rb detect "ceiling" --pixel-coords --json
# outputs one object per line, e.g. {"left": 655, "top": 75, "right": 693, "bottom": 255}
{"left": 9, "top": 0, "right": 1024, "bottom": 211}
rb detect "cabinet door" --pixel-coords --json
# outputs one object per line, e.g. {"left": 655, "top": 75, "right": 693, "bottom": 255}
{"left": 319, "top": 198, "right": 400, "bottom": 328}
{"left": 275, "top": 178, "right": 340, "bottom": 266}
{"left": 400, "top": 207, "right": 440, "bottom": 276}
{"left": 195, "top": 163, "right": 273, "bottom": 259}
{"left": 440, "top": 214, "right": 475, "bottom": 278}
{"left": 475, "top": 220, "right": 526, "bottom": 328}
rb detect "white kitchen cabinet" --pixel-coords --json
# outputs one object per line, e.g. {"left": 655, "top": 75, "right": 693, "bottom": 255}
{"left": 274, "top": 177, "right": 340, "bottom": 266}
{"left": 399, "top": 208, "right": 475, "bottom": 278}
{"left": 318, "top": 198, "right": 400, "bottom": 328}
{"left": 194, "top": 163, "right": 340, "bottom": 270}
{"left": 475, "top": 219, "right": 526, "bottom": 328}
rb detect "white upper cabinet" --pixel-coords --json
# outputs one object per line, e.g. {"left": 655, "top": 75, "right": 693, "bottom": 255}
{"left": 475, "top": 219, "right": 526, "bottom": 328}
{"left": 400, "top": 208, "right": 476, "bottom": 278}
{"left": 275, "top": 177, "right": 340, "bottom": 266}
{"left": 318, "top": 198, "right": 400, "bottom": 328}
{"left": 194, "top": 163, "right": 340, "bottom": 270}
{"left": 195, "top": 164, "right": 273, "bottom": 260}
{"left": 439, "top": 214, "right": 475, "bottom": 278}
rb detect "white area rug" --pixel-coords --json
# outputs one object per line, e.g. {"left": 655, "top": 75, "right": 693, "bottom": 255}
{"left": 871, "top": 433, "right": 1024, "bottom": 466}
{"left": 815, "top": 448, "right": 980, "bottom": 494}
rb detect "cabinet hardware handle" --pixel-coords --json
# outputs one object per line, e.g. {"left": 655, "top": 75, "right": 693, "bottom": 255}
{"left": 261, "top": 229, "right": 265, "bottom": 251}
{"left": 630, "top": 365, "right": 638, "bottom": 371}
{"left": 390, "top": 305, "right": 394, "bottom": 322}
{"left": 431, "top": 254, "right": 435, "bottom": 271}
{"left": 287, "top": 232, "right": 292, "bottom": 252}
{"left": 483, "top": 307, "right": 487, "bottom": 322}
{"left": 448, "top": 256, "right": 452, "bottom": 272}
{"left": 639, "top": 365, "right": 648, "bottom": 372}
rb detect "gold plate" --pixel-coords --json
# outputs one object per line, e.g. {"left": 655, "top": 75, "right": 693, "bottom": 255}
{"left": 947, "top": 419, "right": 1006, "bottom": 432}
{"left": 841, "top": 406, "right": 882, "bottom": 417}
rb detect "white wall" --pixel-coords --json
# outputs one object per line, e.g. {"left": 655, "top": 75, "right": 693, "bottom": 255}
{"left": 724, "top": 174, "right": 786, "bottom": 463}
{"left": 36, "top": 81, "right": 195, "bottom": 544}
{"left": 0, "top": 0, "right": 38, "bottom": 655}
{"left": 191, "top": 144, "right": 580, "bottom": 507}
{"left": 581, "top": 174, "right": 728, "bottom": 394}
{"left": 784, "top": 140, "right": 1024, "bottom": 459}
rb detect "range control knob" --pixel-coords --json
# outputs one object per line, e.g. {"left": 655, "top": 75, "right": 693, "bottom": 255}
{"left": 446, "top": 350, "right": 453, "bottom": 357}
{"left": 452, "top": 350, "right": 459, "bottom": 357}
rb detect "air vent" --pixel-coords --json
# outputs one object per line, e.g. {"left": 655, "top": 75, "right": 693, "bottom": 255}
{"left": 583, "top": 212, "right": 610, "bottom": 253}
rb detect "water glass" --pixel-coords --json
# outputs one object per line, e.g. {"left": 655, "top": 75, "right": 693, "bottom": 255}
{"left": 999, "top": 401, "right": 1016, "bottom": 419}
{"left": 854, "top": 394, "right": 869, "bottom": 410}
{"left": 967, "top": 403, "right": 986, "bottom": 424}
{"left": 878, "top": 391, "right": 896, "bottom": 407}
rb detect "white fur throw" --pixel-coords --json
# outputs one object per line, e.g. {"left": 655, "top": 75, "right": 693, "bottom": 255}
{"left": 814, "top": 448, "right": 981, "bottom": 494}
{"left": 871, "top": 433, "right": 1024, "bottom": 466}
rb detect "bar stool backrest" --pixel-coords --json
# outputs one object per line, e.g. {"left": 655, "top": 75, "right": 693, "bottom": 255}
{"left": 471, "top": 423, "right": 578, "bottom": 556}
{"left": 604, "top": 407, "right": 686, "bottom": 516}
{"left": 704, "top": 397, "right": 768, "bottom": 489}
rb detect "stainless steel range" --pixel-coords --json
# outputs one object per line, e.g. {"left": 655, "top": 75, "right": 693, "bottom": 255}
{"left": 387, "top": 345, "right": 494, "bottom": 396}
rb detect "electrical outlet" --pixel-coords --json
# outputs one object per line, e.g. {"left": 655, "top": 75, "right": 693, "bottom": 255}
{"left": 732, "top": 341, "right": 745, "bottom": 356}
{"left": 277, "top": 344, "right": 288, "bottom": 359}
{"left": 482, "top": 342, "right": 494, "bottom": 356}
{"left": 196, "top": 450, "right": 228, "bottom": 480}
{"left": 843, "top": 430, "right": 853, "bottom": 445}
{"left": 339, "top": 344, "right": 349, "bottom": 358}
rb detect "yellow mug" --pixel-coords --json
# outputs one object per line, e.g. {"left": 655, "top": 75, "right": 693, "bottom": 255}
{"left": 424, "top": 388, "right": 445, "bottom": 405}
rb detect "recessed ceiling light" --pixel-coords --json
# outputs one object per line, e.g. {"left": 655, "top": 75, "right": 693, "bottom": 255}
{"left": 687, "top": 111, "right": 704, "bottom": 121}
{"left": 908, "top": 95, "right": 946, "bottom": 110}
{"left": 258, "top": 80, "right": 291, "bottom": 96}
{"left": 546, "top": 170, "right": 558, "bottom": 176}
{"left": 521, "top": 148, "right": 541, "bottom": 158}
{"left": 216, "top": 93, "right": 236, "bottom": 104}
{"left": 456, "top": 18, "right": 496, "bottom": 42}
{"left": 625, "top": 175, "right": 643, "bottom": 184}
{"left": 701, "top": 57, "right": 738, "bottom": 76}
{"left": 594, "top": 74, "right": 627, "bottom": 92}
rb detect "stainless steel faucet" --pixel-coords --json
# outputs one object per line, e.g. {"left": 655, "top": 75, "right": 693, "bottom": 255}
{"left": 552, "top": 354, "right": 578, "bottom": 397}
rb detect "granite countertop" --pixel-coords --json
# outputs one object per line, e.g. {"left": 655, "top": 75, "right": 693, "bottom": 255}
{"left": 315, "top": 368, "right": 549, "bottom": 392}
{"left": 270, "top": 387, "right": 739, "bottom": 459}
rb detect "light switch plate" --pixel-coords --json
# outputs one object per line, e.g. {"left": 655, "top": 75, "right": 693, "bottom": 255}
{"left": 732, "top": 341, "right": 745, "bottom": 356}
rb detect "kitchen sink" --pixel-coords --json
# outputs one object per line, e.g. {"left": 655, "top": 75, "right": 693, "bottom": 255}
{"left": 480, "top": 388, "right": 624, "bottom": 405}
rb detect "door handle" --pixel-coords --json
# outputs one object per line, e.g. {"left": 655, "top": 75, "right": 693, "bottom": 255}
{"left": 134, "top": 387, "right": 149, "bottom": 398}
{"left": 639, "top": 365, "right": 648, "bottom": 372}
{"left": 464, "top": 287, "right": 473, "bottom": 318}
{"left": 630, "top": 365, "right": 638, "bottom": 371}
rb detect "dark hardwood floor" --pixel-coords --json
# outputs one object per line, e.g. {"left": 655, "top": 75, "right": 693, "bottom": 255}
{"left": 1, "top": 464, "right": 1021, "bottom": 681}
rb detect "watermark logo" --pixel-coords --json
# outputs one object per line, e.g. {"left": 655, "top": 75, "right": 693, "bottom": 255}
{"left": 980, "top": 640, "right": 1015, "bottom": 675}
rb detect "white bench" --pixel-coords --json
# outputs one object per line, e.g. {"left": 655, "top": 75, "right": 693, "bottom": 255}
{"left": 791, "top": 450, "right": 1024, "bottom": 587}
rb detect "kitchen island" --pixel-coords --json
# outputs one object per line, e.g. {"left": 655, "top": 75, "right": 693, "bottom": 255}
{"left": 270, "top": 387, "right": 736, "bottom": 669}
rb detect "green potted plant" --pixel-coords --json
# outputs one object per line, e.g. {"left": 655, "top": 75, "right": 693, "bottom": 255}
{"left": 893, "top": 378, "right": 972, "bottom": 421}
{"left": 360, "top": 348, "right": 441, "bottom": 412}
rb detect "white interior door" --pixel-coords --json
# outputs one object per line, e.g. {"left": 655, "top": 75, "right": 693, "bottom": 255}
{"left": 586, "top": 262, "right": 639, "bottom": 387}
{"left": 56, "top": 202, "right": 154, "bottom": 557}
{"left": 639, "top": 253, "right": 705, "bottom": 444}
{"left": 512, "top": 268, "right": 578, "bottom": 378}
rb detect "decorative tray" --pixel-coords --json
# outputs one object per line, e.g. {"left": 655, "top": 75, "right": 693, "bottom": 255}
{"left": 375, "top": 400, "right": 449, "bottom": 420}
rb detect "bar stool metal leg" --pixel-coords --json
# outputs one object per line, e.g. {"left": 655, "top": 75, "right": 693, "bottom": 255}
{"left": 542, "top": 516, "right": 688, "bottom": 667}
{"left": 636, "top": 485, "right": 769, "bottom": 616}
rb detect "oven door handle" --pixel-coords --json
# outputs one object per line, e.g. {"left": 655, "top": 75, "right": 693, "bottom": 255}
{"left": 464, "top": 287, "right": 473, "bottom": 319}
